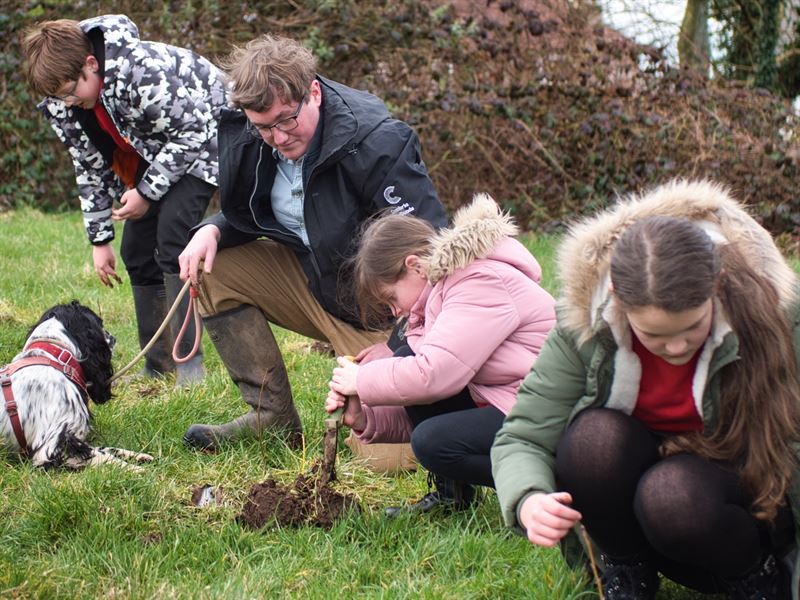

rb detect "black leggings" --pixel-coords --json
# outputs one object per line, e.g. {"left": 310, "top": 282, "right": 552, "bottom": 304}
{"left": 392, "top": 344, "right": 504, "bottom": 488}
{"left": 556, "top": 408, "right": 794, "bottom": 591}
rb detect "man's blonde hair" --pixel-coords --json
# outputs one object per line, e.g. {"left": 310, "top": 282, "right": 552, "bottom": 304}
{"left": 220, "top": 34, "right": 317, "bottom": 111}
{"left": 22, "top": 19, "right": 91, "bottom": 96}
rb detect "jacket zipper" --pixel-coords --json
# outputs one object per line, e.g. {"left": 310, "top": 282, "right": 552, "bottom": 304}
{"left": 246, "top": 142, "right": 323, "bottom": 280}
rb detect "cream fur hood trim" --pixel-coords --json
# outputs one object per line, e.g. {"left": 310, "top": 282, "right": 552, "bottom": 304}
{"left": 426, "top": 193, "right": 519, "bottom": 284}
{"left": 557, "top": 179, "right": 797, "bottom": 345}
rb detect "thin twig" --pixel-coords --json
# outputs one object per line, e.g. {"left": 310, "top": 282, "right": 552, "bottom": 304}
{"left": 514, "top": 118, "right": 577, "bottom": 183}
{"left": 580, "top": 524, "right": 604, "bottom": 600}
{"left": 427, "top": 148, "right": 454, "bottom": 174}
{"left": 467, "top": 135, "right": 509, "bottom": 180}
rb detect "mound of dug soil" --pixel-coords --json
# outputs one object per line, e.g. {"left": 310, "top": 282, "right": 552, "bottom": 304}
{"left": 237, "top": 462, "right": 358, "bottom": 530}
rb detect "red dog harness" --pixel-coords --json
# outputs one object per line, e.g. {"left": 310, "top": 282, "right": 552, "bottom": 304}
{"left": 0, "top": 341, "right": 88, "bottom": 456}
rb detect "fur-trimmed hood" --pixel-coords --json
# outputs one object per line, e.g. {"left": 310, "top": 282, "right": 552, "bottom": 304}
{"left": 426, "top": 193, "right": 537, "bottom": 283}
{"left": 558, "top": 179, "right": 797, "bottom": 345}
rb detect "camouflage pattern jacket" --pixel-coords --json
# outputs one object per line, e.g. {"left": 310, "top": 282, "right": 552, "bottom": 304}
{"left": 38, "top": 14, "right": 227, "bottom": 245}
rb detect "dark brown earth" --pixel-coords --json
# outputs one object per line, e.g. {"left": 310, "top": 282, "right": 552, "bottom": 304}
{"left": 237, "top": 461, "right": 358, "bottom": 530}
{"left": 309, "top": 340, "right": 336, "bottom": 357}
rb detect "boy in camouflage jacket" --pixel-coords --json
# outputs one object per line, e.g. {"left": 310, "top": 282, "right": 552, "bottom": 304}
{"left": 23, "top": 15, "right": 227, "bottom": 385}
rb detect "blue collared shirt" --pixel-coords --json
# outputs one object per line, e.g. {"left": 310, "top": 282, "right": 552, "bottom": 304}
{"left": 268, "top": 101, "right": 324, "bottom": 248}
{"left": 271, "top": 149, "right": 310, "bottom": 247}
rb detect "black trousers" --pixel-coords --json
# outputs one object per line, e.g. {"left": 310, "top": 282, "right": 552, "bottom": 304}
{"left": 120, "top": 175, "right": 215, "bottom": 286}
{"left": 556, "top": 408, "right": 794, "bottom": 592}
{"left": 393, "top": 344, "right": 505, "bottom": 488}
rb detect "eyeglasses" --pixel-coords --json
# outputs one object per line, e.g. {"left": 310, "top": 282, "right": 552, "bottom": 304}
{"left": 247, "top": 95, "right": 306, "bottom": 139}
{"left": 51, "top": 78, "right": 80, "bottom": 102}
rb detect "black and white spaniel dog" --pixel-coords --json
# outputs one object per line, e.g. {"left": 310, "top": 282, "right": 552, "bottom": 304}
{"left": 0, "top": 301, "right": 152, "bottom": 470}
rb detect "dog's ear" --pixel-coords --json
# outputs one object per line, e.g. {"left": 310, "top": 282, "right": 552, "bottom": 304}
{"left": 60, "top": 302, "right": 114, "bottom": 404}
{"left": 77, "top": 314, "right": 114, "bottom": 405}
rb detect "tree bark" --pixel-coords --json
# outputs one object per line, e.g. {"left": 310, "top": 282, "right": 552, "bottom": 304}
{"left": 755, "top": 0, "right": 781, "bottom": 89}
{"left": 679, "top": 0, "right": 711, "bottom": 75}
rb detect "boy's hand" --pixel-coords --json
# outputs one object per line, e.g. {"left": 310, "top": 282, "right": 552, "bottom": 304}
{"left": 92, "top": 244, "right": 123, "bottom": 288}
{"left": 179, "top": 224, "right": 220, "bottom": 286}
{"left": 112, "top": 189, "right": 150, "bottom": 221}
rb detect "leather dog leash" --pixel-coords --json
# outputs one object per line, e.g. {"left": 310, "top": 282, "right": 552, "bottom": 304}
{"left": 110, "top": 278, "right": 201, "bottom": 383}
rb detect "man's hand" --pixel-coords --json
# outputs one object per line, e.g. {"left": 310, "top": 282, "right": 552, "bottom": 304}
{"left": 178, "top": 224, "right": 221, "bottom": 286}
{"left": 519, "top": 492, "right": 582, "bottom": 548}
{"left": 92, "top": 244, "right": 123, "bottom": 287}
{"left": 112, "top": 188, "right": 150, "bottom": 221}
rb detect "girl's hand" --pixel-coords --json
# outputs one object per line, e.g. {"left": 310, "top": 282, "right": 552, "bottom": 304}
{"left": 325, "top": 388, "right": 366, "bottom": 431}
{"left": 324, "top": 389, "right": 345, "bottom": 414}
{"left": 519, "top": 492, "right": 582, "bottom": 547}
{"left": 354, "top": 342, "right": 392, "bottom": 364}
{"left": 330, "top": 355, "right": 359, "bottom": 396}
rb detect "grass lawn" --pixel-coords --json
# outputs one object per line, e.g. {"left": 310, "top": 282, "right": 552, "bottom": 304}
{"left": 0, "top": 208, "right": 716, "bottom": 599}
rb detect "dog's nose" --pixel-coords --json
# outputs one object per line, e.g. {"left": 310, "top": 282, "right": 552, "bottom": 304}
{"left": 106, "top": 332, "right": 116, "bottom": 350}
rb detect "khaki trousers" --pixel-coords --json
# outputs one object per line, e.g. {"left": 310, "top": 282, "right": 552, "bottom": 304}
{"left": 198, "top": 240, "right": 416, "bottom": 472}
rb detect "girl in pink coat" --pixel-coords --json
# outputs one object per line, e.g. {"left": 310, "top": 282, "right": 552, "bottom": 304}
{"left": 326, "top": 193, "right": 556, "bottom": 516}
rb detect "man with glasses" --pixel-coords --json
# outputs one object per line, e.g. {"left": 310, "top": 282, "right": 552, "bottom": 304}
{"left": 179, "top": 34, "right": 446, "bottom": 470}
{"left": 22, "top": 15, "right": 226, "bottom": 386}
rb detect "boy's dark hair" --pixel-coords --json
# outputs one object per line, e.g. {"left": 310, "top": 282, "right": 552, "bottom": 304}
{"left": 22, "top": 19, "right": 90, "bottom": 97}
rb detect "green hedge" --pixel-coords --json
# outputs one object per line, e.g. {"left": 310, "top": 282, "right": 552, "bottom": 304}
{"left": 3, "top": 1, "right": 799, "bottom": 236}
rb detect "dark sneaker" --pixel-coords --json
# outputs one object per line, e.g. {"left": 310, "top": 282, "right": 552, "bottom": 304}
{"left": 601, "top": 555, "right": 660, "bottom": 600}
{"left": 725, "top": 554, "right": 790, "bottom": 600}
{"left": 384, "top": 490, "right": 471, "bottom": 518}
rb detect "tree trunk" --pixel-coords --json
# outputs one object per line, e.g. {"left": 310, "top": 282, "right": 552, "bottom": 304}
{"left": 776, "top": 0, "right": 800, "bottom": 96}
{"left": 679, "top": 0, "right": 711, "bottom": 75}
{"left": 755, "top": 0, "right": 781, "bottom": 89}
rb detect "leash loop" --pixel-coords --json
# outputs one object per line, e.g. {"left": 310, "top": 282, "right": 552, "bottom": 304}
{"left": 172, "top": 286, "right": 202, "bottom": 364}
{"left": 110, "top": 278, "right": 201, "bottom": 383}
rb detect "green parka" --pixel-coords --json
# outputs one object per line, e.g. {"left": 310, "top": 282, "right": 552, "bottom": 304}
{"left": 490, "top": 179, "right": 800, "bottom": 596}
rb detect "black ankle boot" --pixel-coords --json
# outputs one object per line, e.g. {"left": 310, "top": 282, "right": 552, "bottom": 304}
{"left": 600, "top": 554, "right": 660, "bottom": 600}
{"left": 724, "top": 554, "right": 789, "bottom": 600}
{"left": 384, "top": 472, "right": 474, "bottom": 518}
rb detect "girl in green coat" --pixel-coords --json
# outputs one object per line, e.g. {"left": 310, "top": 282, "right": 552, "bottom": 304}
{"left": 491, "top": 180, "right": 800, "bottom": 600}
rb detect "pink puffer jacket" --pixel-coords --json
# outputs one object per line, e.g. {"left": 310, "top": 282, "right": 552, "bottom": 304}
{"left": 355, "top": 194, "right": 556, "bottom": 444}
